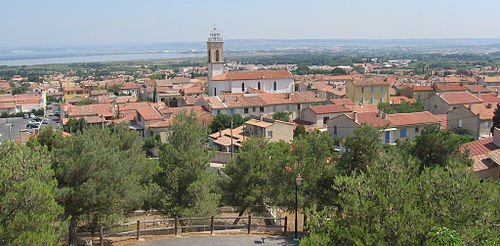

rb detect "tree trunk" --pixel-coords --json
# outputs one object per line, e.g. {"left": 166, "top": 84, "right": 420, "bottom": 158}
{"left": 232, "top": 207, "right": 246, "bottom": 225}
{"left": 69, "top": 216, "right": 78, "bottom": 246}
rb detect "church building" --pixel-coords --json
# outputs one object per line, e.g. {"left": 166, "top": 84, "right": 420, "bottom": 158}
{"left": 207, "top": 28, "right": 294, "bottom": 96}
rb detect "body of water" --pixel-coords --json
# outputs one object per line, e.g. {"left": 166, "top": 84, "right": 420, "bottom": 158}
{"left": 0, "top": 52, "right": 204, "bottom": 66}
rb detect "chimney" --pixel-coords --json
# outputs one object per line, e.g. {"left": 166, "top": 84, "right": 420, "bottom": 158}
{"left": 478, "top": 91, "right": 481, "bottom": 99}
{"left": 219, "top": 131, "right": 222, "bottom": 137}
{"left": 353, "top": 111, "right": 358, "bottom": 122}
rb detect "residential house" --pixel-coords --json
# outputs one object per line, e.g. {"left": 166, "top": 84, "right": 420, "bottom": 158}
{"left": 300, "top": 104, "right": 352, "bottom": 127}
{"left": 478, "top": 76, "right": 500, "bottom": 86}
{"left": 424, "top": 91, "right": 482, "bottom": 114}
{"left": 327, "top": 111, "right": 442, "bottom": 144}
{"left": 434, "top": 83, "right": 467, "bottom": 93}
{"left": 447, "top": 103, "right": 495, "bottom": 138}
{"left": 460, "top": 128, "right": 500, "bottom": 180}
{"left": 345, "top": 78, "right": 391, "bottom": 105}
{"left": 400, "top": 85, "right": 434, "bottom": 101}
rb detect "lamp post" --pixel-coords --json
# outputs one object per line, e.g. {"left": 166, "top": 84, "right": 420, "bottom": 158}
{"left": 294, "top": 173, "right": 303, "bottom": 240}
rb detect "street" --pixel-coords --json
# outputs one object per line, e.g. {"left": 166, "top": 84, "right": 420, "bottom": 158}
{"left": 0, "top": 114, "right": 61, "bottom": 142}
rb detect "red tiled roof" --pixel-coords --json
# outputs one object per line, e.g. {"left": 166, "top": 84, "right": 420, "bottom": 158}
{"left": 468, "top": 103, "right": 495, "bottom": 120}
{"left": 464, "top": 85, "right": 492, "bottom": 93}
{"left": 346, "top": 104, "right": 379, "bottom": 113}
{"left": 436, "top": 84, "right": 467, "bottom": 92}
{"left": 461, "top": 137, "right": 498, "bottom": 156}
{"left": 136, "top": 106, "right": 164, "bottom": 121}
{"left": 386, "top": 111, "right": 441, "bottom": 126}
{"left": 308, "top": 104, "right": 352, "bottom": 114}
{"left": 479, "top": 93, "right": 500, "bottom": 103}
{"left": 390, "top": 96, "right": 416, "bottom": 105}
{"left": 210, "top": 70, "right": 292, "bottom": 81}
{"left": 344, "top": 112, "right": 389, "bottom": 127}
{"left": 440, "top": 92, "right": 482, "bottom": 105}
{"left": 437, "top": 114, "right": 447, "bottom": 129}
{"left": 411, "top": 85, "right": 434, "bottom": 91}
{"left": 351, "top": 78, "right": 392, "bottom": 86}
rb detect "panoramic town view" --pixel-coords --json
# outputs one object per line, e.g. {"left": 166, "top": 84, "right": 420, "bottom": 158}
{"left": 1, "top": 1, "right": 499, "bottom": 245}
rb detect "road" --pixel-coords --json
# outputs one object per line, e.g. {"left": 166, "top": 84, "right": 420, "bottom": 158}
{"left": 0, "top": 114, "right": 61, "bottom": 141}
{"left": 127, "top": 236, "right": 299, "bottom": 246}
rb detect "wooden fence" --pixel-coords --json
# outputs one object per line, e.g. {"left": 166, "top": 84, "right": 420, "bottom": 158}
{"left": 99, "top": 215, "right": 287, "bottom": 245}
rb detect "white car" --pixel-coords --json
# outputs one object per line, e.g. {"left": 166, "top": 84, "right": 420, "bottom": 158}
{"left": 30, "top": 113, "right": 35, "bottom": 118}
{"left": 42, "top": 118, "right": 49, "bottom": 124}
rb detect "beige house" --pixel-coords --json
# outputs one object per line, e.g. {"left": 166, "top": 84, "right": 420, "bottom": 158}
{"left": 424, "top": 91, "right": 482, "bottom": 115}
{"left": 209, "top": 115, "right": 294, "bottom": 152}
{"left": 345, "top": 78, "right": 391, "bottom": 105}
{"left": 327, "top": 111, "right": 442, "bottom": 144}
{"left": 447, "top": 103, "right": 494, "bottom": 139}
{"left": 400, "top": 85, "right": 434, "bottom": 101}
{"left": 300, "top": 104, "right": 352, "bottom": 127}
{"left": 460, "top": 128, "right": 500, "bottom": 180}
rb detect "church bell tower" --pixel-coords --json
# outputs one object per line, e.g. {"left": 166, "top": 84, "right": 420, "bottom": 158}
{"left": 207, "top": 27, "right": 224, "bottom": 78}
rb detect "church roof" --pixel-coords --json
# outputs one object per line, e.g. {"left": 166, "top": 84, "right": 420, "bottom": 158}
{"left": 210, "top": 70, "right": 292, "bottom": 81}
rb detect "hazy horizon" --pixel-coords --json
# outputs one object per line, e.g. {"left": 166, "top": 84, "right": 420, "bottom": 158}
{"left": 2, "top": 0, "right": 499, "bottom": 47}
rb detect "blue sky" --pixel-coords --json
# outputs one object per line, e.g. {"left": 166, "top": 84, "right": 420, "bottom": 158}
{"left": 1, "top": 0, "right": 499, "bottom": 47}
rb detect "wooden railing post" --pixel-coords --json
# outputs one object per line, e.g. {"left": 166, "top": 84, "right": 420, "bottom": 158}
{"left": 100, "top": 226, "right": 104, "bottom": 245}
{"left": 284, "top": 216, "right": 287, "bottom": 236}
{"left": 247, "top": 215, "right": 252, "bottom": 234}
{"left": 174, "top": 217, "right": 179, "bottom": 236}
{"left": 210, "top": 216, "right": 214, "bottom": 235}
{"left": 136, "top": 220, "right": 141, "bottom": 240}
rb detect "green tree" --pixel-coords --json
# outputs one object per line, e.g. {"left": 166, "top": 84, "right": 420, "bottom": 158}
{"left": 63, "top": 118, "right": 86, "bottom": 134}
{"left": 338, "top": 124, "right": 384, "bottom": 174}
{"left": 377, "top": 102, "right": 394, "bottom": 114}
{"left": 411, "top": 125, "right": 471, "bottom": 172}
{"left": 0, "top": 141, "right": 65, "bottom": 246}
{"left": 27, "top": 125, "right": 64, "bottom": 151}
{"left": 155, "top": 110, "right": 219, "bottom": 218}
{"left": 52, "top": 124, "right": 151, "bottom": 245}
{"left": 304, "top": 148, "right": 499, "bottom": 245}
{"left": 331, "top": 67, "right": 347, "bottom": 75}
{"left": 293, "top": 125, "right": 307, "bottom": 138}
{"left": 76, "top": 98, "right": 94, "bottom": 106}
{"left": 491, "top": 103, "right": 500, "bottom": 134}
{"left": 272, "top": 111, "right": 291, "bottom": 122}
{"left": 107, "top": 84, "right": 121, "bottom": 96}
{"left": 223, "top": 137, "right": 274, "bottom": 222}
{"left": 209, "top": 114, "right": 249, "bottom": 133}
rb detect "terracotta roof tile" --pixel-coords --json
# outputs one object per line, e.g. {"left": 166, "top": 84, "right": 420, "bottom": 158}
{"left": 386, "top": 111, "right": 441, "bottom": 126}
{"left": 210, "top": 70, "right": 292, "bottom": 81}
{"left": 440, "top": 91, "right": 482, "bottom": 105}
{"left": 460, "top": 137, "right": 498, "bottom": 156}
{"left": 351, "top": 78, "right": 392, "bottom": 86}
{"left": 137, "top": 106, "right": 164, "bottom": 121}
{"left": 308, "top": 104, "right": 352, "bottom": 114}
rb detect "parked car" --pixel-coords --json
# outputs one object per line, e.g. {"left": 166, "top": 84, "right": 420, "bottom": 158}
{"left": 33, "top": 117, "right": 43, "bottom": 122}
{"left": 42, "top": 118, "right": 49, "bottom": 124}
{"left": 23, "top": 114, "right": 29, "bottom": 119}
{"left": 30, "top": 113, "right": 35, "bottom": 118}
{"left": 26, "top": 122, "right": 39, "bottom": 129}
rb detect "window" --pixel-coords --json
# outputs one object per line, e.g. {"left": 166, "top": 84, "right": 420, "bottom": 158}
{"left": 415, "top": 127, "right": 420, "bottom": 133}
{"left": 217, "top": 110, "right": 220, "bottom": 115}
{"left": 417, "top": 95, "right": 421, "bottom": 101}
{"left": 380, "top": 97, "right": 384, "bottom": 103}
{"left": 260, "top": 107, "right": 264, "bottom": 112}
{"left": 297, "top": 104, "right": 301, "bottom": 110}
{"left": 258, "top": 82, "right": 261, "bottom": 90}
{"left": 273, "top": 105, "right": 276, "bottom": 112}
{"left": 242, "top": 83, "right": 245, "bottom": 92}
{"left": 253, "top": 107, "right": 256, "bottom": 112}
{"left": 208, "top": 50, "right": 211, "bottom": 62}
{"left": 360, "top": 97, "right": 364, "bottom": 104}
{"left": 400, "top": 128, "right": 407, "bottom": 137}
{"left": 274, "top": 81, "right": 277, "bottom": 91}
{"left": 361, "top": 87, "right": 365, "bottom": 93}
{"left": 333, "top": 126, "right": 337, "bottom": 135}
{"left": 202, "top": 122, "right": 206, "bottom": 128}
{"left": 323, "top": 116, "right": 329, "bottom": 124}
{"left": 371, "top": 86, "right": 374, "bottom": 92}
{"left": 286, "top": 104, "right": 289, "bottom": 111}
{"left": 267, "top": 131, "right": 273, "bottom": 138}
{"left": 381, "top": 86, "right": 384, "bottom": 93}
{"left": 458, "top": 119, "right": 463, "bottom": 128}
{"left": 346, "top": 87, "right": 348, "bottom": 93}
{"left": 370, "top": 97, "right": 374, "bottom": 104}
{"left": 244, "top": 108, "right": 249, "bottom": 114}
{"left": 214, "top": 88, "right": 217, "bottom": 95}
{"left": 215, "top": 50, "right": 220, "bottom": 62}
{"left": 485, "top": 121, "right": 490, "bottom": 129}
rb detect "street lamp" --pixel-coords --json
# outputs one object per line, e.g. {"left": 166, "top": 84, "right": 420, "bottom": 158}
{"left": 294, "top": 173, "right": 303, "bottom": 240}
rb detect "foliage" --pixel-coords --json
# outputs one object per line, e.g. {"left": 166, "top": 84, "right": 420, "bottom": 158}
{"left": 378, "top": 101, "right": 424, "bottom": 114}
{"left": 305, "top": 146, "right": 499, "bottom": 245}
{"left": 491, "top": 103, "right": 500, "bottom": 133}
{"left": 338, "top": 124, "right": 384, "bottom": 174}
{"left": 149, "top": 74, "right": 165, "bottom": 80}
{"left": 425, "top": 226, "right": 465, "bottom": 246}
{"left": 411, "top": 125, "right": 471, "bottom": 172}
{"left": 209, "top": 114, "right": 249, "bottom": 133}
{"left": 155, "top": 110, "right": 219, "bottom": 218}
{"left": 272, "top": 111, "right": 291, "bottom": 122}
{"left": 107, "top": 84, "right": 121, "bottom": 96}
{"left": 51, "top": 124, "right": 151, "bottom": 244}
{"left": 63, "top": 118, "right": 86, "bottom": 134}
{"left": 0, "top": 141, "right": 65, "bottom": 246}
{"left": 46, "top": 95, "right": 60, "bottom": 103}
{"left": 76, "top": 98, "right": 94, "bottom": 106}
{"left": 27, "top": 125, "right": 64, "bottom": 151}
{"left": 293, "top": 125, "right": 307, "bottom": 138}
{"left": 377, "top": 102, "right": 394, "bottom": 114}
{"left": 143, "top": 134, "right": 162, "bottom": 149}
